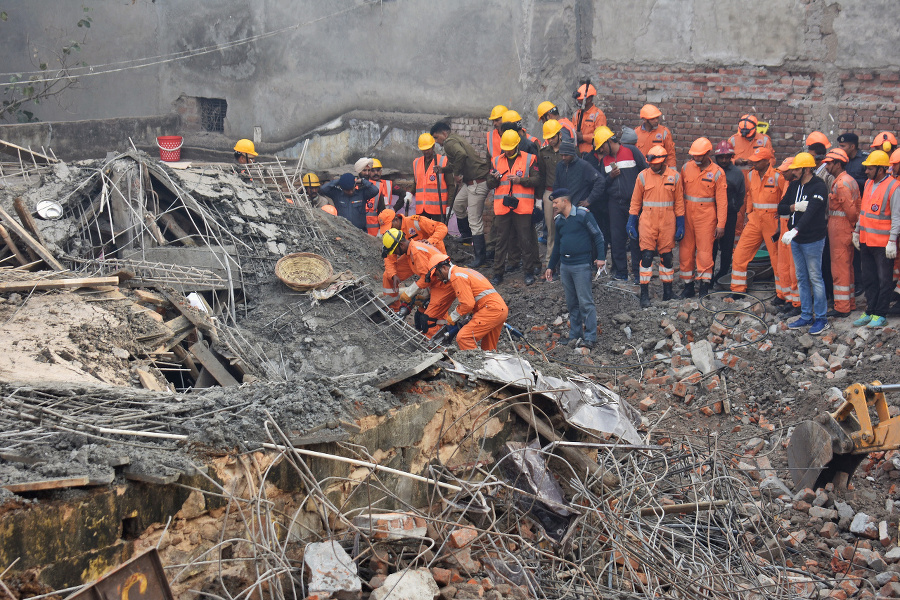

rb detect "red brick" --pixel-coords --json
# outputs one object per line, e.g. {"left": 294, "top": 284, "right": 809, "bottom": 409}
{"left": 449, "top": 526, "right": 478, "bottom": 549}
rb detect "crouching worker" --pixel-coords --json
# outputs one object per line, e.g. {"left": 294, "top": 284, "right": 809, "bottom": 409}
{"left": 378, "top": 208, "right": 448, "bottom": 254}
{"left": 382, "top": 228, "right": 455, "bottom": 337}
{"left": 427, "top": 255, "right": 508, "bottom": 351}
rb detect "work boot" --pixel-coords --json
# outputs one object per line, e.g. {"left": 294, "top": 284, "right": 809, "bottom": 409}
{"left": 679, "top": 281, "right": 695, "bottom": 299}
{"left": 698, "top": 281, "right": 710, "bottom": 298}
{"left": 457, "top": 217, "right": 473, "bottom": 244}
{"left": 468, "top": 234, "right": 486, "bottom": 269}
{"left": 662, "top": 282, "right": 674, "bottom": 301}
{"left": 640, "top": 284, "right": 651, "bottom": 308}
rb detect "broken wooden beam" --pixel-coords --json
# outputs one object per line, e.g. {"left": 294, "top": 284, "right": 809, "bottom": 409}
{"left": 13, "top": 197, "right": 47, "bottom": 248}
{"left": 135, "top": 368, "right": 166, "bottom": 391}
{"left": 0, "top": 276, "right": 120, "bottom": 293}
{"left": 0, "top": 205, "right": 64, "bottom": 270}
{"left": 157, "top": 213, "right": 197, "bottom": 247}
{"left": 3, "top": 476, "right": 90, "bottom": 493}
{"left": 189, "top": 340, "right": 239, "bottom": 386}
{"left": 0, "top": 224, "right": 28, "bottom": 266}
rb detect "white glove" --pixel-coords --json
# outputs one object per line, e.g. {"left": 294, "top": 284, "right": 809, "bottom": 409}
{"left": 399, "top": 281, "right": 420, "bottom": 303}
{"left": 448, "top": 309, "right": 461, "bottom": 325}
{"left": 404, "top": 192, "right": 413, "bottom": 202}
{"left": 887, "top": 240, "right": 898, "bottom": 259}
{"left": 781, "top": 229, "right": 798, "bottom": 245}
{"left": 852, "top": 232, "right": 860, "bottom": 250}
{"left": 794, "top": 199, "right": 808, "bottom": 212}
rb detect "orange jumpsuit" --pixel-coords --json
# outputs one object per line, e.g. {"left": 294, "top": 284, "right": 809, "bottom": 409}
{"left": 828, "top": 171, "right": 861, "bottom": 313}
{"left": 730, "top": 166, "right": 785, "bottom": 293}
{"left": 446, "top": 266, "right": 508, "bottom": 351}
{"left": 680, "top": 161, "right": 727, "bottom": 284}
{"left": 727, "top": 132, "right": 774, "bottom": 165}
{"left": 383, "top": 240, "right": 453, "bottom": 337}
{"left": 573, "top": 105, "right": 607, "bottom": 154}
{"left": 396, "top": 215, "right": 448, "bottom": 254}
{"left": 635, "top": 125, "right": 677, "bottom": 168}
{"left": 630, "top": 167, "right": 685, "bottom": 284}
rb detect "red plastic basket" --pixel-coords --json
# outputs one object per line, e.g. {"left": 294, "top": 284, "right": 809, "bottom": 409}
{"left": 156, "top": 136, "right": 183, "bottom": 162}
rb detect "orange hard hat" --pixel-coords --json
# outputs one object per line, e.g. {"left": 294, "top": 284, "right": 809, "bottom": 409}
{"left": 776, "top": 157, "right": 794, "bottom": 173}
{"left": 574, "top": 83, "right": 597, "bottom": 100}
{"left": 738, "top": 114, "right": 758, "bottom": 138}
{"left": 871, "top": 131, "right": 898, "bottom": 151}
{"left": 646, "top": 145, "right": 668, "bottom": 164}
{"left": 891, "top": 148, "right": 900, "bottom": 166}
{"left": 321, "top": 205, "right": 338, "bottom": 216}
{"left": 688, "top": 137, "right": 713, "bottom": 156}
{"left": 805, "top": 131, "right": 830, "bottom": 148}
{"left": 640, "top": 104, "right": 662, "bottom": 120}
{"left": 822, "top": 148, "right": 850, "bottom": 164}
{"left": 378, "top": 208, "right": 396, "bottom": 234}
{"left": 749, "top": 145, "right": 774, "bottom": 162}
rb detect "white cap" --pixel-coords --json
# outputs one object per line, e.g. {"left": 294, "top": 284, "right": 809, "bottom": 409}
{"left": 354, "top": 157, "right": 373, "bottom": 175}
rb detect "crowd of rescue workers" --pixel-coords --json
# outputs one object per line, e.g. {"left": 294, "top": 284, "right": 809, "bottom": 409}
{"left": 231, "top": 82, "right": 900, "bottom": 351}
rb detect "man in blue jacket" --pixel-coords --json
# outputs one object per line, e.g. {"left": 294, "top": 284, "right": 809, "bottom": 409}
{"left": 554, "top": 140, "right": 604, "bottom": 216}
{"left": 545, "top": 188, "right": 606, "bottom": 350}
{"left": 319, "top": 173, "right": 380, "bottom": 232}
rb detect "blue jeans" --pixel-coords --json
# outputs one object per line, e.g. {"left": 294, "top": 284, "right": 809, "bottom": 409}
{"left": 560, "top": 262, "right": 597, "bottom": 342}
{"left": 791, "top": 238, "right": 827, "bottom": 320}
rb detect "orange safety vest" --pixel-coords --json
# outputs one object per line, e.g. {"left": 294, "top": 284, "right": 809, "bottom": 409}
{"left": 491, "top": 152, "right": 536, "bottom": 216}
{"left": 413, "top": 154, "right": 449, "bottom": 217}
{"left": 364, "top": 179, "right": 391, "bottom": 236}
{"left": 859, "top": 176, "right": 900, "bottom": 247}
{"left": 682, "top": 161, "right": 727, "bottom": 226}
{"left": 486, "top": 129, "right": 503, "bottom": 160}
{"left": 635, "top": 126, "right": 676, "bottom": 166}
{"left": 746, "top": 167, "right": 784, "bottom": 213}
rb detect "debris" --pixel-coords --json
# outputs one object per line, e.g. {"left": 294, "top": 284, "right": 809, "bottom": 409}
{"left": 370, "top": 568, "right": 438, "bottom": 600}
{"left": 304, "top": 541, "right": 363, "bottom": 599}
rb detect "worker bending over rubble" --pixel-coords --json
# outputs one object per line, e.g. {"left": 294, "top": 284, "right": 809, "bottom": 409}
{"left": 382, "top": 228, "right": 455, "bottom": 337}
{"left": 378, "top": 209, "right": 447, "bottom": 254}
{"left": 427, "top": 255, "right": 508, "bottom": 351}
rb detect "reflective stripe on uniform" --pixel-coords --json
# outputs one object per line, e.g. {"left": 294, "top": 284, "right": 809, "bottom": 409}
{"left": 474, "top": 289, "right": 496, "bottom": 301}
{"left": 684, "top": 194, "right": 714, "bottom": 203}
{"left": 828, "top": 210, "right": 846, "bottom": 217}
{"left": 753, "top": 203, "right": 779, "bottom": 210}
{"left": 644, "top": 201, "right": 673, "bottom": 207}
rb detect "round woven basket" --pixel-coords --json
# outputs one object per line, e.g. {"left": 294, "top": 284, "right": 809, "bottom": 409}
{"left": 275, "top": 252, "right": 333, "bottom": 292}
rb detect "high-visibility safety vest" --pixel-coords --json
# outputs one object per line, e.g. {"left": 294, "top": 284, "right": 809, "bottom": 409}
{"left": 859, "top": 176, "right": 900, "bottom": 247}
{"left": 364, "top": 179, "right": 393, "bottom": 236}
{"left": 558, "top": 118, "right": 577, "bottom": 140}
{"left": 746, "top": 167, "right": 784, "bottom": 213}
{"left": 491, "top": 152, "right": 536, "bottom": 216}
{"left": 486, "top": 130, "right": 503, "bottom": 160}
{"left": 413, "top": 154, "right": 449, "bottom": 216}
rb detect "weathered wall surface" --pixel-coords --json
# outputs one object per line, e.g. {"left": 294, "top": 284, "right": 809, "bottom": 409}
{"left": 2, "top": 0, "right": 900, "bottom": 167}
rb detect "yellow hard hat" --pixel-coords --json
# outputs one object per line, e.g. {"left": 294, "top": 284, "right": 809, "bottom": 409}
{"left": 537, "top": 101, "right": 556, "bottom": 119}
{"left": 234, "top": 139, "right": 258, "bottom": 156}
{"left": 863, "top": 150, "right": 891, "bottom": 167}
{"left": 371, "top": 158, "right": 383, "bottom": 169}
{"left": 302, "top": 173, "right": 320, "bottom": 187}
{"left": 489, "top": 105, "right": 508, "bottom": 121}
{"left": 542, "top": 120, "right": 563, "bottom": 140}
{"left": 593, "top": 125, "right": 615, "bottom": 150}
{"left": 789, "top": 152, "right": 817, "bottom": 169}
{"left": 382, "top": 228, "right": 404, "bottom": 255}
{"left": 500, "top": 130, "right": 521, "bottom": 151}
{"left": 418, "top": 133, "right": 435, "bottom": 151}
{"left": 501, "top": 110, "right": 522, "bottom": 124}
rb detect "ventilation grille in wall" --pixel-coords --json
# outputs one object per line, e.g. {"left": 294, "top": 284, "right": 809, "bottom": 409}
{"left": 199, "top": 97, "right": 227, "bottom": 133}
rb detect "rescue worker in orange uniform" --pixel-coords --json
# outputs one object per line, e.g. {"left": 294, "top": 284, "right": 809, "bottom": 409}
{"left": 821, "top": 148, "right": 861, "bottom": 317}
{"left": 572, "top": 83, "right": 607, "bottom": 155}
{"left": 412, "top": 133, "right": 453, "bottom": 219}
{"left": 486, "top": 105, "right": 508, "bottom": 162}
{"left": 773, "top": 157, "right": 801, "bottom": 317}
{"left": 635, "top": 104, "right": 676, "bottom": 168}
{"left": 427, "top": 256, "right": 509, "bottom": 351}
{"left": 852, "top": 150, "right": 900, "bottom": 328}
{"left": 537, "top": 101, "right": 576, "bottom": 142}
{"left": 378, "top": 208, "right": 448, "bottom": 255}
{"left": 382, "top": 229, "right": 456, "bottom": 337}
{"left": 730, "top": 146, "right": 785, "bottom": 296}
{"left": 728, "top": 114, "right": 774, "bottom": 167}
{"left": 487, "top": 130, "right": 541, "bottom": 286}
{"left": 678, "top": 137, "right": 727, "bottom": 298}
{"left": 628, "top": 146, "right": 685, "bottom": 307}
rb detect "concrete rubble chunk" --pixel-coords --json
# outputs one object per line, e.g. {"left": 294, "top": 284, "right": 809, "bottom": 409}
{"left": 850, "top": 512, "right": 878, "bottom": 539}
{"left": 797, "top": 333, "right": 816, "bottom": 349}
{"left": 690, "top": 340, "right": 717, "bottom": 374}
{"left": 759, "top": 475, "right": 792, "bottom": 497}
{"left": 808, "top": 506, "right": 838, "bottom": 520}
{"left": 885, "top": 547, "right": 900, "bottom": 563}
{"left": 304, "top": 541, "right": 363, "bottom": 599}
{"left": 370, "top": 568, "right": 439, "bottom": 600}
{"left": 834, "top": 501, "right": 855, "bottom": 520}
{"left": 352, "top": 512, "right": 428, "bottom": 540}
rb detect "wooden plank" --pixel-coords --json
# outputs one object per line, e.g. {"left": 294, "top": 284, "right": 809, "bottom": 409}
{"left": 157, "top": 287, "right": 214, "bottom": 334}
{"left": 81, "top": 290, "right": 128, "bottom": 301}
{"left": 157, "top": 213, "right": 197, "bottom": 247}
{"left": 131, "top": 304, "right": 164, "bottom": 322}
{"left": 134, "top": 289, "right": 171, "bottom": 307}
{"left": 164, "top": 314, "right": 193, "bottom": 334}
{"left": 194, "top": 366, "right": 217, "bottom": 388}
{"left": 3, "top": 476, "right": 90, "bottom": 493}
{"left": 172, "top": 345, "right": 200, "bottom": 380}
{"left": 0, "top": 224, "right": 27, "bottom": 266}
{"left": 136, "top": 368, "right": 165, "bottom": 391}
{"left": 123, "top": 470, "right": 180, "bottom": 485}
{"left": 189, "top": 341, "right": 240, "bottom": 386}
{"left": 0, "top": 276, "right": 119, "bottom": 293}
{"left": 14, "top": 197, "right": 47, "bottom": 247}
{"left": 0, "top": 138, "right": 57, "bottom": 163}
{"left": 0, "top": 205, "right": 64, "bottom": 270}
{"left": 0, "top": 452, "right": 46, "bottom": 466}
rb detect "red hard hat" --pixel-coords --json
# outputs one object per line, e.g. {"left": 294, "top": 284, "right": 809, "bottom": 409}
{"left": 714, "top": 140, "right": 735, "bottom": 156}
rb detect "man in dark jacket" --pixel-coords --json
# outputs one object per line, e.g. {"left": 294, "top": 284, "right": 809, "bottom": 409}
{"left": 778, "top": 152, "right": 830, "bottom": 335}
{"left": 545, "top": 188, "right": 606, "bottom": 349}
{"left": 554, "top": 139, "right": 604, "bottom": 211}
{"left": 319, "top": 173, "right": 379, "bottom": 232}
{"left": 591, "top": 126, "right": 648, "bottom": 282}
{"left": 711, "top": 141, "right": 746, "bottom": 282}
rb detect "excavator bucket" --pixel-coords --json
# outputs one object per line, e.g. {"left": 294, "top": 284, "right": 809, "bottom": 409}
{"left": 786, "top": 382, "right": 900, "bottom": 492}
